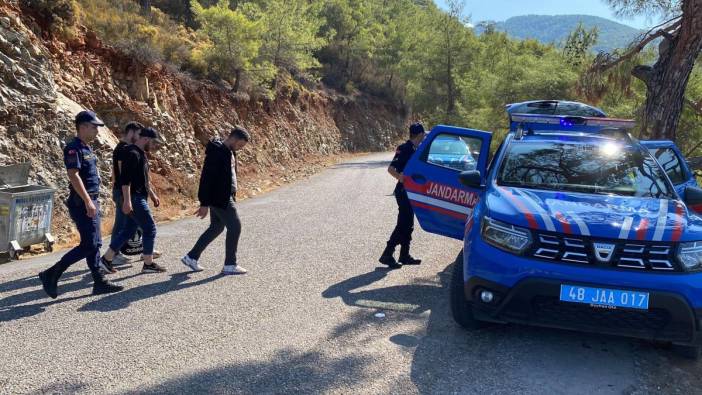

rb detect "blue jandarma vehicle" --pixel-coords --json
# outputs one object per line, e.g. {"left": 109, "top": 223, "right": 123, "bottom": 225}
{"left": 403, "top": 108, "right": 702, "bottom": 357}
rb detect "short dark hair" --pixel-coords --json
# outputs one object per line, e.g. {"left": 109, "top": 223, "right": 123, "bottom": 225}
{"left": 229, "top": 126, "right": 250, "bottom": 142}
{"left": 124, "top": 121, "right": 144, "bottom": 136}
{"left": 409, "top": 122, "right": 425, "bottom": 136}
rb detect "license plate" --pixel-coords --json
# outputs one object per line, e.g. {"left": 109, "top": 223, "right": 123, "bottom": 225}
{"left": 559, "top": 285, "right": 649, "bottom": 310}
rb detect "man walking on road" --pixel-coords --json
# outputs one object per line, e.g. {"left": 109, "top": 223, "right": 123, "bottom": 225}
{"left": 100, "top": 127, "right": 166, "bottom": 273}
{"left": 108, "top": 122, "right": 162, "bottom": 271}
{"left": 378, "top": 123, "right": 426, "bottom": 269}
{"left": 181, "top": 126, "right": 250, "bottom": 275}
{"left": 38, "top": 111, "right": 123, "bottom": 298}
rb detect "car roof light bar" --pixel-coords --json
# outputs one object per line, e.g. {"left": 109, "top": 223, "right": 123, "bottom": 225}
{"left": 510, "top": 113, "right": 636, "bottom": 130}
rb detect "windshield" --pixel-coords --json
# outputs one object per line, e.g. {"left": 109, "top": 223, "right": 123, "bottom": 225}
{"left": 497, "top": 141, "right": 675, "bottom": 199}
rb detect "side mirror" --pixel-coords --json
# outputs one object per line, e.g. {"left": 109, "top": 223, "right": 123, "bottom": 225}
{"left": 685, "top": 186, "right": 702, "bottom": 213}
{"left": 459, "top": 170, "right": 483, "bottom": 189}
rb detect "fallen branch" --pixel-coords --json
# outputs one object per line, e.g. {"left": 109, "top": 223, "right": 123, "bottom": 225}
{"left": 687, "top": 156, "right": 702, "bottom": 172}
{"left": 685, "top": 140, "right": 702, "bottom": 157}
{"left": 590, "top": 18, "right": 682, "bottom": 74}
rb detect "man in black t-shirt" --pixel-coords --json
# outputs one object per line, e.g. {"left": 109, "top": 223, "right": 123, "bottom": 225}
{"left": 106, "top": 122, "right": 141, "bottom": 271}
{"left": 379, "top": 123, "right": 426, "bottom": 269}
{"left": 105, "top": 122, "right": 164, "bottom": 272}
{"left": 101, "top": 127, "right": 166, "bottom": 273}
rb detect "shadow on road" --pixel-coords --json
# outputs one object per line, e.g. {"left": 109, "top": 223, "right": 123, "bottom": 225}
{"left": 323, "top": 259, "right": 646, "bottom": 394}
{"left": 0, "top": 268, "right": 224, "bottom": 321}
{"left": 0, "top": 269, "right": 89, "bottom": 295}
{"left": 0, "top": 270, "right": 93, "bottom": 322}
{"left": 122, "top": 348, "right": 371, "bottom": 394}
{"left": 78, "top": 272, "right": 222, "bottom": 312}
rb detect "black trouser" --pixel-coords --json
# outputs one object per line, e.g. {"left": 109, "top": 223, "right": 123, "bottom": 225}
{"left": 187, "top": 199, "right": 241, "bottom": 266}
{"left": 50, "top": 194, "right": 104, "bottom": 282}
{"left": 386, "top": 187, "right": 414, "bottom": 251}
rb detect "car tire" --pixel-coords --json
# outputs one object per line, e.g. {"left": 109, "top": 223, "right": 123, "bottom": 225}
{"left": 450, "top": 250, "right": 485, "bottom": 330}
{"left": 672, "top": 344, "right": 700, "bottom": 360}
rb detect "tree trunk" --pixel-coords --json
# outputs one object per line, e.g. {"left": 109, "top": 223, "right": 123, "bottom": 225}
{"left": 641, "top": 0, "right": 702, "bottom": 140}
{"left": 444, "top": 15, "right": 455, "bottom": 122}
{"left": 139, "top": 0, "right": 151, "bottom": 15}
{"left": 233, "top": 69, "right": 242, "bottom": 92}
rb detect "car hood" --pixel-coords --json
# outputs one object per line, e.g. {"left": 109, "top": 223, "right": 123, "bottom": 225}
{"left": 487, "top": 186, "right": 702, "bottom": 242}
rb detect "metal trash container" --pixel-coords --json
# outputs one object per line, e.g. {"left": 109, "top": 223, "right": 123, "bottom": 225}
{"left": 0, "top": 163, "right": 56, "bottom": 260}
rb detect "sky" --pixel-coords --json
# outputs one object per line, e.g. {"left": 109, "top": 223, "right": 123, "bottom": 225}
{"left": 436, "top": 0, "right": 656, "bottom": 29}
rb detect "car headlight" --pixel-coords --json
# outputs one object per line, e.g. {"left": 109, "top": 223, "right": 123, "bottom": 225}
{"left": 481, "top": 217, "right": 533, "bottom": 254}
{"left": 677, "top": 241, "right": 702, "bottom": 272}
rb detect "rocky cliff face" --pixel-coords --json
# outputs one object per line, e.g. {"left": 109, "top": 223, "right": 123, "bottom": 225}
{"left": 0, "top": 2, "right": 407, "bottom": 243}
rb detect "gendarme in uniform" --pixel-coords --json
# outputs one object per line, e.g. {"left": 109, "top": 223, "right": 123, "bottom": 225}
{"left": 379, "top": 122, "right": 426, "bottom": 268}
{"left": 39, "top": 110, "right": 123, "bottom": 298}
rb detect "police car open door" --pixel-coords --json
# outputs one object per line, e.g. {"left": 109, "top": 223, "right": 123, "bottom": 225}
{"left": 640, "top": 140, "right": 698, "bottom": 197}
{"left": 403, "top": 125, "right": 492, "bottom": 240}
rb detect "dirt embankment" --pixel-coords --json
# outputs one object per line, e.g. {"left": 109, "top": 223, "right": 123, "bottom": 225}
{"left": 0, "top": 2, "right": 408, "bottom": 246}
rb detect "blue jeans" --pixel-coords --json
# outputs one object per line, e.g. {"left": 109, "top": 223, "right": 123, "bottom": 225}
{"left": 53, "top": 194, "right": 103, "bottom": 281}
{"left": 109, "top": 195, "right": 156, "bottom": 255}
{"left": 111, "top": 189, "right": 129, "bottom": 242}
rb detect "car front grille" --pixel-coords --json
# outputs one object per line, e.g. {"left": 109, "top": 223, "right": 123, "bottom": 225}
{"left": 529, "top": 232, "right": 680, "bottom": 272}
{"left": 527, "top": 296, "right": 692, "bottom": 342}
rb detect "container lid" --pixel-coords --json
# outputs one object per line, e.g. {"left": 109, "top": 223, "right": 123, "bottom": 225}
{"left": 0, "top": 163, "right": 30, "bottom": 188}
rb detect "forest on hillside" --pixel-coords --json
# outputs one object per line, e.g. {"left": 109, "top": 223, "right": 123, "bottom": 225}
{"left": 30, "top": 0, "right": 702, "bottom": 156}
{"left": 477, "top": 14, "right": 643, "bottom": 53}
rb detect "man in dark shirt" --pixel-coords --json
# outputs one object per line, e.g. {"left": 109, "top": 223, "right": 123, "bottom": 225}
{"left": 106, "top": 121, "right": 141, "bottom": 271}
{"left": 379, "top": 123, "right": 427, "bottom": 269}
{"left": 181, "top": 126, "right": 250, "bottom": 275}
{"left": 38, "top": 111, "right": 123, "bottom": 298}
{"left": 100, "top": 127, "right": 165, "bottom": 273}
{"left": 107, "top": 122, "right": 163, "bottom": 270}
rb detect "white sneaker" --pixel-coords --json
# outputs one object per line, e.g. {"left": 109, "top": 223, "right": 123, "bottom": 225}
{"left": 222, "top": 265, "right": 247, "bottom": 275}
{"left": 181, "top": 255, "right": 204, "bottom": 272}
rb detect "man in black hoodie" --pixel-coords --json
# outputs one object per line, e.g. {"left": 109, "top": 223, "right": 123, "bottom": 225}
{"left": 181, "top": 126, "right": 250, "bottom": 275}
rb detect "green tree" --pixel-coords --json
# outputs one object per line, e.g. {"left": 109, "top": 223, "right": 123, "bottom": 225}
{"left": 563, "top": 23, "right": 599, "bottom": 67}
{"left": 191, "top": 0, "right": 262, "bottom": 91}
{"left": 410, "top": 0, "right": 476, "bottom": 124}
{"left": 591, "top": 0, "right": 702, "bottom": 140}
{"left": 257, "top": 0, "right": 328, "bottom": 85}
{"left": 319, "top": 0, "right": 381, "bottom": 90}
{"left": 372, "top": 0, "right": 420, "bottom": 94}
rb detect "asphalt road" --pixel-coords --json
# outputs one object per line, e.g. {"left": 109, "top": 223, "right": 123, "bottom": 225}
{"left": 1, "top": 153, "right": 700, "bottom": 394}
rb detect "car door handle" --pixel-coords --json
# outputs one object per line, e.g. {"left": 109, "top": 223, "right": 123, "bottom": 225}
{"left": 411, "top": 174, "right": 427, "bottom": 184}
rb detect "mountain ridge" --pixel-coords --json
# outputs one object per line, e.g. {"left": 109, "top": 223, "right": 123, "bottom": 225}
{"left": 475, "top": 14, "right": 643, "bottom": 52}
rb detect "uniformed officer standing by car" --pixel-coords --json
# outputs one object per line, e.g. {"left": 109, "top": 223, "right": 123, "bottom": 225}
{"left": 38, "top": 111, "right": 124, "bottom": 298}
{"left": 379, "top": 123, "right": 426, "bottom": 269}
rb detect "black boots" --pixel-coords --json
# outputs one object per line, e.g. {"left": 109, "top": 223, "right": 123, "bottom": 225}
{"left": 399, "top": 244, "right": 421, "bottom": 265}
{"left": 39, "top": 265, "right": 61, "bottom": 299}
{"left": 92, "top": 277, "right": 124, "bottom": 295}
{"left": 379, "top": 243, "right": 422, "bottom": 268}
{"left": 39, "top": 264, "right": 123, "bottom": 298}
{"left": 379, "top": 244, "right": 402, "bottom": 269}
